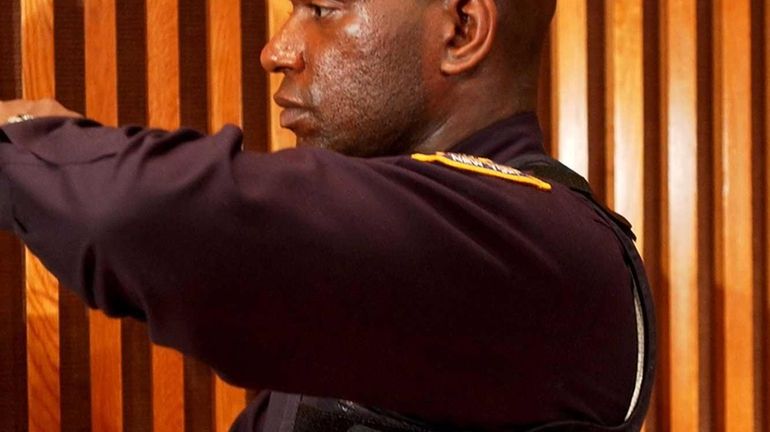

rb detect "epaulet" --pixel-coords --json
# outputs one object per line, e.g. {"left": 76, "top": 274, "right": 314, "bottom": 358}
{"left": 411, "top": 152, "right": 551, "bottom": 191}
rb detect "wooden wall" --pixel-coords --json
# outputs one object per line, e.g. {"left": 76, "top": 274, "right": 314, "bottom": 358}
{"left": 544, "top": 1, "right": 768, "bottom": 431}
{"left": 0, "top": 0, "right": 767, "bottom": 431}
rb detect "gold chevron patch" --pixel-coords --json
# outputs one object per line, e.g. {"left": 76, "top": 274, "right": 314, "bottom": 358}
{"left": 411, "top": 152, "right": 552, "bottom": 191}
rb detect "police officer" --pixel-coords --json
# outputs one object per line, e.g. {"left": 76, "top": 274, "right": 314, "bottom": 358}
{"left": 0, "top": 0, "right": 654, "bottom": 430}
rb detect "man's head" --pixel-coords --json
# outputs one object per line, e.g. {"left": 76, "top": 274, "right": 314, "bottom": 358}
{"left": 261, "top": 0, "right": 556, "bottom": 157}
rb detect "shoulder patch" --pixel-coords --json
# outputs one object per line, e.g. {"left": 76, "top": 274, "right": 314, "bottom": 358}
{"left": 411, "top": 152, "right": 552, "bottom": 191}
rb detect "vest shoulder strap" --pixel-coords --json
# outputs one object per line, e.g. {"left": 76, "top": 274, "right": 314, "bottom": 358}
{"left": 506, "top": 154, "right": 636, "bottom": 241}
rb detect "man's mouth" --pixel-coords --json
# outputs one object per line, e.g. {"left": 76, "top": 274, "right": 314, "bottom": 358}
{"left": 279, "top": 107, "right": 313, "bottom": 130}
{"left": 274, "top": 94, "right": 314, "bottom": 131}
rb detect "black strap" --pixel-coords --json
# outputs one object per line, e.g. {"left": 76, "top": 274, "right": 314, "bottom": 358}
{"left": 294, "top": 400, "right": 438, "bottom": 432}
{"left": 507, "top": 154, "right": 636, "bottom": 241}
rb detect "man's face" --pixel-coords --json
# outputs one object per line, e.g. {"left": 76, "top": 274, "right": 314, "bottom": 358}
{"left": 261, "top": 0, "right": 435, "bottom": 157}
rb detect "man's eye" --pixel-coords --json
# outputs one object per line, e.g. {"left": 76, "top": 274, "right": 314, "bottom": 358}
{"left": 310, "top": 4, "right": 333, "bottom": 18}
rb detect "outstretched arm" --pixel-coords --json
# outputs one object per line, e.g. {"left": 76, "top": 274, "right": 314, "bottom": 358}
{"left": 0, "top": 101, "right": 525, "bottom": 424}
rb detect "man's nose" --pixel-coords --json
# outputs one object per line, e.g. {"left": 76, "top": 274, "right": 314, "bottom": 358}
{"left": 260, "top": 22, "right": 305, "bottom": 73}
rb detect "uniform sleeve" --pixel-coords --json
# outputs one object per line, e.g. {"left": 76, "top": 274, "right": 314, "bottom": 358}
{"left": 0, "top": 117, "right": 637, "bottom": 426}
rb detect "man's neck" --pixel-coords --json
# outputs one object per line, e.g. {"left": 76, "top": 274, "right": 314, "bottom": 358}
{"left": 406, "top": 70, "right": 538, "bottom": 155}
{"left": 410, "top": 104, "right": 534, "bottom": 155}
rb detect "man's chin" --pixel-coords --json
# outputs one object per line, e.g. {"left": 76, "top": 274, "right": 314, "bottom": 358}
{"left": 295, "top": 135, "right": 327, "bottom": 150}
{"left": 294, "top": 133, "right": 383, "bottom": 158}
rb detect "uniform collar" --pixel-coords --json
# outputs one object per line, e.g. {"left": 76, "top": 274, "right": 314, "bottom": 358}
{"left": 445, "top": 111, "right": 547, "bottom": 164}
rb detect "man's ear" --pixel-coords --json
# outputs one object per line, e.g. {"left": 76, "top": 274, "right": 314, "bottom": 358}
{"left": 440, "top": 0, "right": 497, "bottom": 75}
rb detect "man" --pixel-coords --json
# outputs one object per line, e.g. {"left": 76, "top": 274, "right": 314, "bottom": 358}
{"left": 0, "top": 0, "right": 654, "bottom": 430}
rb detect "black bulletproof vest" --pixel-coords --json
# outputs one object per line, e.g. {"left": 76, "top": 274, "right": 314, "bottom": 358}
{"left": 260, "top": 155, "right": 656, "bottom": 432}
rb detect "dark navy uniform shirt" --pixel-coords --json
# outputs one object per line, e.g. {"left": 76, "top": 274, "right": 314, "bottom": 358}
{"left": 0, "top": 112, "right": 637, "bottom": 430}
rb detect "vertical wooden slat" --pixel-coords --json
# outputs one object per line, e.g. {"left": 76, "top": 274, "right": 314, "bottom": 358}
{"left": 0, "top": 0, "right": 21, "bottom": 100}
{"left": 0, "top": 227, "right": 26, "bottom": 432}
{"left": 758, "top": 0, "right": 770, "bottom": 426}
{"left": 695, "top": 1, "right": 716, "bottom": 430}
{"left": 53, "top": 0, "right": 86, "bottom": 111}
{"left": 267, "top": 0, "right": 296, "bottom": 151}
{"left": 88, "top": 311, "right": 122, "bottom": 432}
{"left": 605, "top": 0, "right": 645, "bottom": 249}
{"left": 24, "top": 251, "right": 60, "bottom": 432}
{"left": 21, "top": 0, "right": 55, "bottom": 98}
{"left": 57, "top": 294, "right": 90, "bottom": 432}
{"left": 20, "top": 1, "right": 60, "bottom": 431}
{"left": 586, "top": 0, "right": 608, "bottom": 201}
{"left": 641, "top": 1, "right": 662, "bottom": 431}
{"left": 752, "top": 0, "right": 769, "bottom": 430}
{"left": 0, "top": 4, "right": 27, "bottom": 432}
{"left": 750, "top": 2, "right": 768, "bottom": 431}
{"left": 208, "top": 0, "right": 248, "bottom": 429}
{"left": 185, "top": 359, "right": 214, "bottom": 432}
{"left": 208, "top": 0, "right": 243, "bottom": 129}
{"left": 660, "top": 0, "right": 700, "bottom": 430}
{"left": 147, "top": 0, "right": 181, "bottom": 130}
{"left": 550, "top": 0, "right": 589, "bottom": 177}
{"left": 122, "top": 321, "right": 152, "bottom": 432}
{"left": 713, "top": 0, "right": 755, "bottom": 430}
{"left": 84, "top": 1, "right": 124, "bottom": 430}
{"left": 241, "top": 0, "right": 270, "bottom": 153}
{"left": 0, "top": 231, "right": 26, "bottom": 432}
{"left": 146, "top": 1, "right": 187, "bottom": 431}
{"left": 179, "top": 0, "right": 210, "bottom": 135}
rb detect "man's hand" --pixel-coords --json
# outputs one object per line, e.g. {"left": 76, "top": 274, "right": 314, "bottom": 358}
{"left": 0, "top": 99, "right": 83, "bottom": 126}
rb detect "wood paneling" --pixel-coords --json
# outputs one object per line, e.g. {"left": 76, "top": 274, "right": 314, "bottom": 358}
{"left": 267, "top": 0, "right": 295, "bottom": 151}
{"left": 208, "top": 0, "right": 243, "bottom": 129}
{"left": 642, "top": 3, "right": 663, "bottom": 429}
{"left": 179, "top": 0, "right": 210, "bottom": 134}
{"left": 184, "top": 359, "right": 214, "bottom": 432}
{"left": 21, "top": 0, "right": 55, "bottom": 98}
{"left": 660, "top": 0, "right": 700, "bottom": 430}
{"left": 695, "top": 1, "right": 716, "bottom": 428}
{"left": 6, "top": 1, "right": 770, "bottom": 431}
{"left": 713, "top": 0, "right": 755, "bottom": 430}
{"left": 550, "top": 0, "right": 589, "bottom": 177}
{"left": 606, "top": 0, "right": 645, "bottom": 248}
{"left": 587, "top": 0, "right": 608, "bottom": 201}
{"left": 755, "top": 0, "right": 770, "bottom": 431}
{"left": 0, "top": 0, "right": 21, "bottom": 100}
{"left": 747, "top": 1, "right": 768, "bottom": 430}
{"left": 88, "top": 311, "right": 122, "bottom": 432}
{"left": 24, "top": 252, "right": 60, "bottom": 432}
{"left": 0, "top": 231, "right": 27, "bottom": 432}
{"left": 241, "top": 0, "right": 269, "bottom": 153}
{"left": 122, "top": 321, "right": 153, "bottom": 432}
